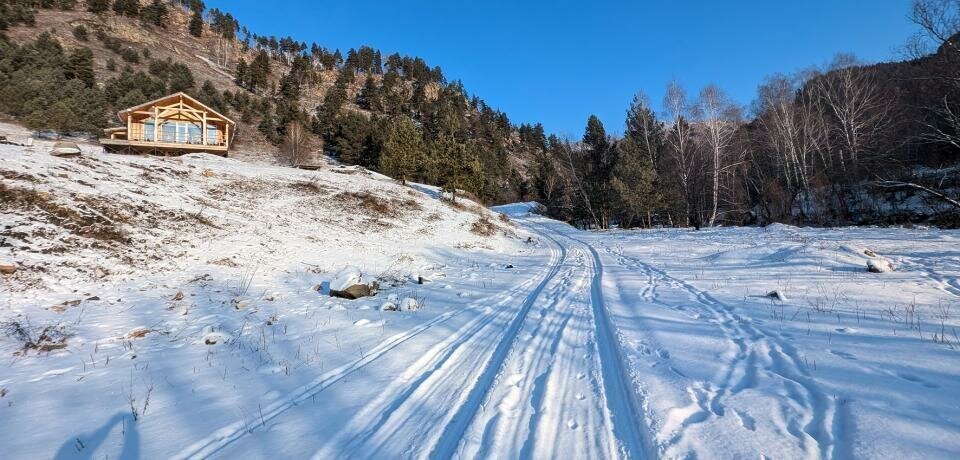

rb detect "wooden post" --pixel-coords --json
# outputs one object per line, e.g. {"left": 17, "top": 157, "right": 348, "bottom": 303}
{"left": 153, "top": 106, "right": 160, "bottom": 143}
{"left": 225, "top": 123, "right": 230, "bottom": 148}
{"left": 126, "top": 114, "right": 132, "bottom": 141}
{"left": 202, "top": 112, "right": 207, "bottom": 145}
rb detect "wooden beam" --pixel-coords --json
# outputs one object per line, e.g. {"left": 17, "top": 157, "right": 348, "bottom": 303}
{"left": 154, "top": 106, "right": 160, "bottom": 142}
{"left": 202, "top": 112, "right": 208, "bottom": 145}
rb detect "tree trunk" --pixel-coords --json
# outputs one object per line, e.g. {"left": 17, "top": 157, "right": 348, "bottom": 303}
{"left": 708, "top": 148, "right": 720, "bottom": 227}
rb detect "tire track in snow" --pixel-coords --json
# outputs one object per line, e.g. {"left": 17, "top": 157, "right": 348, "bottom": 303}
{"left": 174, "top": 244, "right": 564, "bottom": 460}
{"left": 425, "top": 222, "right": 571, "bottom": 458}
{"left": 460, "top": 249, "right": 585, "bottom": 459}
{"left": 562, "top": 231, "right": 656, "bottom": 459}
{"left": 609, "top": 246, "right": 839, "bottom": 459}
{"left": 451, "top": 218, "right": 655, "bottom": 460}
{"left": 309, "top": 242, "right": 571, "bottom": 458}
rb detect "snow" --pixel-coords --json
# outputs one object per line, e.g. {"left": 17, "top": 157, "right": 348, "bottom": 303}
{"left": 2, "top": 126, "right": 960, "bottom": 458}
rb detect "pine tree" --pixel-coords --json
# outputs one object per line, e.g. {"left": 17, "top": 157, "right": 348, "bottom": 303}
{"left": 116, "top": 89, "right": 148, "bottom": 110}
{"left": 86, "top": 0, "right": 109, "bottom": 14}
{"left": 581, "top": 115, "right": 615, "bottom": 228}
{"left": 357, "top": 74, "right": 381, "bottom": 111}
{"left": 609, "top": 93, "right": 663, "bottom": 227}
{"left": 140, "top": 0, "right": 167, "bottom": 27}
{"left": 332, "top": 112, "right": 370, "bottom": 165}
{"left": 112, "top": 0, "right": 138, "bottom": 17}
{"left": 234, "top": 59, "right": 248, "bottom": 88}
{"left": 379, "top": 115, "right": 426, "bottom": 183}
{"left": 611, "top": 137, "right": 658, "bottom": 228}
{"left": 258, "top": 111, "right": 279, "bottom": 144}
{"left": 64, "top": 47, "right": 95, "bottom": 88}
{"left": 188, "top": 10, "right": 203, "bottom": 37}
{"left": 248, "top": 50, "right": 271, "bottom": 91}
{"left": 26, "top": 101, "right": 76, "bottom": 134}
{"left": 430, "top": 134, "right": 484, "bottom": 202}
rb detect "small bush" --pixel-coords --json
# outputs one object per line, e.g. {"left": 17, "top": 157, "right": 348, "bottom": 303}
{"left": 72, "top": 24, "right": 88, "bottom": 41}
{"left": 471, "top": 216, "right": 497, "bottom": 237}
{"left": 120, "top": 48, "right": 140, "bottom": 64}
{"left": 2, "top": 319, "right": 72, "bottom": 354}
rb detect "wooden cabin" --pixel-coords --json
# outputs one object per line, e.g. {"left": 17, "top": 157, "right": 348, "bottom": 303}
{"left": 100, "top": 92, "right": 235, "bottom": 156}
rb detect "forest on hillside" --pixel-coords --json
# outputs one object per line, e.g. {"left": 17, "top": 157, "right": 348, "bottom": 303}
{"left": 0, "top": 0, "right": 958, "bottom": 227}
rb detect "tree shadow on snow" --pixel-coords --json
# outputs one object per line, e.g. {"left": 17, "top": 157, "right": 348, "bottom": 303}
{"left": 53, "top": 412, "right": 139, "bottom": 460}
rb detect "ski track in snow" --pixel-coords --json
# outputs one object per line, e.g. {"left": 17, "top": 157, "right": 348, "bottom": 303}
{"left": 454, "top": 220, "right": 654, "bottom": 459}
{"left": 606, "top": 245, "right": 840, "bottom": 459}
{"left": 175, "top": 247, "right": 561, "bottom": 459}
{"left": 185, "top": 215, "right": 659, "bottom": 459}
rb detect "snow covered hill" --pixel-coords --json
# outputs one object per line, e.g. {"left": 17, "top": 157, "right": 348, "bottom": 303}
{"left": 2, "top": 129, "right": 960, "bottom": 459}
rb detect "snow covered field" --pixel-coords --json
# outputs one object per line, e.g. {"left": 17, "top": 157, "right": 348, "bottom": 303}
{"left": 2, "top": 136, "right": 959, "bottom": 459}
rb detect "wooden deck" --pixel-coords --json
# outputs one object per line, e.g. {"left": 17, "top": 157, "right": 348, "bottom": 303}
{"left": 100, "top": 138, "right": 229, "bottom": 156}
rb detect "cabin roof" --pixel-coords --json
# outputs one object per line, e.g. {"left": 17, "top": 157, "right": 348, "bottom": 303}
{"left": 117, "top": 92, "right": 236, "bottom": 126}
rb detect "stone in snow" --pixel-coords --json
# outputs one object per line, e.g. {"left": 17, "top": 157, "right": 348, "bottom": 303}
{"left": 0, "top": 260, "right": 17, "bottom": 275}
{"left": 867, "top": 258, "right": 894, "bottom": 273}
{"left": 329, "top": 265, "right": 379, "bottom": 299}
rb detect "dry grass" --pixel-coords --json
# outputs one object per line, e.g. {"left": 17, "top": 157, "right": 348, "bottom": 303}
{"left": 0, "top": 182, "right": 129, "bottom": 242}
{"left": 334, "top": 191, "right": 422, "bottom": 218}
{"left": 470, "top": 216, "right": 498, "bottom": 237}
{"left": 290, "top": 179, "right": 332, "bottom": 195}
{"left": 1, "top": 319, "right": 71, "bottom": 354}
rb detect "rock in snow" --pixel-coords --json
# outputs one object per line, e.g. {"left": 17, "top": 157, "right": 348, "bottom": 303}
{"left": 867, "top": 258, "right": 894, "bottom": 273}
{"left": 0, "top": 260, "right": 17, "bottom": 275}
{"left": 766, "top": 290, "right": 789, "bottom": 301}
{"left": 329, "top": 266, "right": 379, "bottom": 299}
{"left": 330, "top": 266, "right": 364, "bottom": 292}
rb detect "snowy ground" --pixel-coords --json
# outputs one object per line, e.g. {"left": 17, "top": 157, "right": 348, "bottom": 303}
{"left": 2, "top": 133, "right": 959, "bottom": 459}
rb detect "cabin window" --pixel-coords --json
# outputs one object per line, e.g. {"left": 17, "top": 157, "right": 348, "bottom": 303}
{"left": 162, "top": 123, "right": 177, "bottom": 143}
{"left": 158, "top": 121, "right": 204, "bottom": 143}
{"left": 143, "top": 120, "right": 155, "bottom": 141}
{"left": 187, "top": 123, "right": 202, "bottom": 143}
{"left": 206, "top": 125, "right": 219, "bottom": 144}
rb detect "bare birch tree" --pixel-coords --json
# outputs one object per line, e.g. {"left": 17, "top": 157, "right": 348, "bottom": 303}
{"left": 662, "top": 80, "right": 698, "bottom": 226}
{"left": 755, "top": 73, "right": 829, "bottom": 217}
{"left": 813, "top": 55, "right": 893, "bottom": 173}
{"left": 284, "top": 122, "right": 306, "bottom": 166}
{"left": 694, "top": 84, "right": 742, "bottom": 227}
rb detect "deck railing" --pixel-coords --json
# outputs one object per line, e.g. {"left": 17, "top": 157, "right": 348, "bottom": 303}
{"left": 127, "top": 126, "right": 227, "bottom": 146}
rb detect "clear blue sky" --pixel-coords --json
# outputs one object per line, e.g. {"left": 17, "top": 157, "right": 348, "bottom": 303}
{"left": 205, "top": 0, "right": 917, "bottom": 138}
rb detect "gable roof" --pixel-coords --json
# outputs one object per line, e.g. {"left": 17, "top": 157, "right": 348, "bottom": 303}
{"left": 117, "top": 91, "right": 236, "bottom": 126}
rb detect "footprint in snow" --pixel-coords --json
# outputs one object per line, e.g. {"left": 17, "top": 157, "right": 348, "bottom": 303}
{"left": 576, "top": 372, "right": 586, "bottom": 380}
{"left": 567, "top": 419, "right": 579, "bottom": 430}
{"left": 734, "top": 409, "right": 755, "bottom": 431}
{"left": 655, "top": 348, "right": 671, "bottom": 360}
{"left": 575, "top": 393, "right": 585, "bottom": 401}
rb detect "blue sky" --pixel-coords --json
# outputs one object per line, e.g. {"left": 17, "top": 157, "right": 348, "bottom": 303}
{"left": 205, "top": 0, "right": 917, "bottom": 138}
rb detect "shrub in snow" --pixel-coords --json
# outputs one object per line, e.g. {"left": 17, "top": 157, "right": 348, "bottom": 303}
{"left": 381, "top": 301, "right": 398, "bottom": 311}
{"left": 400, "top": 297, "right": 421, "bottom": 311}
{"left": 1, "top": 319, "right": 71, "bottom": 353}
{"left": 867, "top": 258, "right": 894, "bottom": 273}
